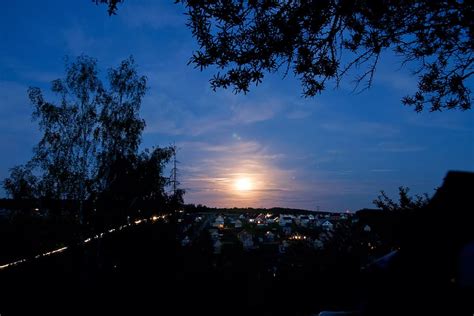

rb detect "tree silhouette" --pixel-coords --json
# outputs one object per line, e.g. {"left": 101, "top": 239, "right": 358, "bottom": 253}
{"left": 97, "top": 0, "right": 473, "bottom": 112}
{"left": 373, "top": 186, "right": 431, "bottom": 211}
{"left": 27, "top": 55, "right": 104, "bottom": 204}
{"left": 3, "top": 55, "right": 182, "bottom": 222}
{"left": 3, "top": 165, "right": 38, "bottom": 200}
{"left": 96, "top": 57, "right": 147, "bottom": 196}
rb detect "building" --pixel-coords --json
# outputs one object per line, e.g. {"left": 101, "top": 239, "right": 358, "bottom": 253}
{"left": 234, "top": 219, "right": 243, "bottom": 229}
{"left": 279, "top": 214, "right": 293, "bottom": 226}
{"left": 322, "top": 220, "right": 334, "bottom": 231}
{"left": 213, "top": 215, "right": 225, "bottom": 228}
{"left": 238, "top": 230, "right": 254, "bottom": 250}
{"left": 297, "top": 215, "right": 310, "bottom": 227}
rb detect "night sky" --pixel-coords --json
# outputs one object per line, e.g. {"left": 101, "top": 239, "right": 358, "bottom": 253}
{"left": 1, "top": 0, "right": 473, "bottom": 211}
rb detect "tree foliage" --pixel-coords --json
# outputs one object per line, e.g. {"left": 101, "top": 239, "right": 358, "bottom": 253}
{"left": 94, "top": 0, "right": 124, "bottom": 15}
{"left": 3, "top": 55, "right": 183, "bottom": 219}
{"left": 3, "top": 165, "right": 37, "bottom": 200}
{"left": 373, "top": 186, "right": 431, "bottom": 211}
{"left": 27, "top": 55, "right": 104, "bottom": 200}
{"left": 99, "top": 0, "right": 473, "bottom": 112}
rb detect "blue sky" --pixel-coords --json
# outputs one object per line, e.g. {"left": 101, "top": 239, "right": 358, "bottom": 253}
{"left": 1, "top": 0, "right": 473, "bottom": 211}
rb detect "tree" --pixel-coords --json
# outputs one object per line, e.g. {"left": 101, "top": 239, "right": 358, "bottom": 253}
{"left": 373, "top": 186, "right": 431, "bottom": 211}
{"left": 97, "top": 0, "right": 473, "bottom": 112}
{"left": 28, "top": 55, "right": 103, "bottom": 202}
{"left": 96, "top": 57, "right": 147, "bottom": 195}
{"left": 3, "top": 165, "right": 38, "bottom": 200}
{"left": 3, "top": 55, "right": 182, "bottom": 223}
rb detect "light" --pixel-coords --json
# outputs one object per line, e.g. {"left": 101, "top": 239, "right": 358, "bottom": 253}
{"left": 0, "top": 215, "right": 165, "bottom": 272}
{"left": 235, "top": 177, "right": 253, "bottom": 191}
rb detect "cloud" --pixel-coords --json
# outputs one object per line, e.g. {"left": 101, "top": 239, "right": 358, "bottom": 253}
{"left": 320, "top": 120, "right": 399, "bottom": 138}
{"left": 372, "top": 141, "right": 426, "bottom": 153}
{"left": 119, "top": 2, "right": 186, "bottom": 30}
{"left": 286, "top": 110, "right": 312, "bottom": 119}
{"left": 175, "top": 139, "right": 297, "bottom": 208}
{"left": 142, "top": 90, "right": 290, "bottom": 136}
{"left": 405, "top": 113, "right": 474, "bottom": 132}
{"left": 230, "top": 98, "right": 283, "bottom": 123}
{"left": 378, "top": 70, "right": 418, "bottom": 94}
{"left": 370, "top": 169, "right": 397, "bottom": 173}
{"left": 172, "top": 138, "right": 380, "bottom": 211}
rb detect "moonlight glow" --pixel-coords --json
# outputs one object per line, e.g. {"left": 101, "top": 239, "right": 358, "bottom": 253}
{"left": 235, "top": 178, "right": 253, "bottom": 191}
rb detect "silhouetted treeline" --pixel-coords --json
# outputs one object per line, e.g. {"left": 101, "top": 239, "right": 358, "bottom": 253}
{"left": 183, "top": 204, "right": 329, "bottom": 216}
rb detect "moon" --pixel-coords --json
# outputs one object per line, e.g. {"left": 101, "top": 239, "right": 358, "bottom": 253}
{"left": 235, "top": 178, "right": 253, "bottom": 191}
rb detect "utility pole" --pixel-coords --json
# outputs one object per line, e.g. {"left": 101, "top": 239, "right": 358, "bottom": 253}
{"left": 171, "top": 142, "right": 179, "bottom": 195}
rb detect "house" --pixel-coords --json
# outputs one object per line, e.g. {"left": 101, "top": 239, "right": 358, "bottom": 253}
{"left": 296, "top": 215, "right": 310, "bottom": 227}
{"left": 234, "top": 219, "right": 243, "bottom": 228}
{"left": 282, "top": 226, "right": 292, "bottom": 235}
{"left": 213, "top": 215, "right": 225, "bottom": 228}
{"left": 238, "top": 230, "right": 254, "bottom": 250}
{"left": 322, "top": 220, "right": 334, "bottom": 231}
{"left": 264, "top": 231, "right": 275, "bottom": 242}
{"left": 256, "top": 213, "right": 267, "bottom": 226}
{"left": 279, "top": 214, "right": 293, "bottom": 226}
{"left": 266, "top": 217, "right": 275, "bottom": 224}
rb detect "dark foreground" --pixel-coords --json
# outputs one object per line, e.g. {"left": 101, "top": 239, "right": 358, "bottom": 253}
{"left": 1, "top": 218, "right": 474, "bottom": 316}
{"left": 0, "top": 220, "right": 362, "bottom": 316}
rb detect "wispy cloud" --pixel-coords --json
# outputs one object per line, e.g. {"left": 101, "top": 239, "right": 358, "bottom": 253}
{"left": 230, "top": 98, "right": 284, "bottom": 123}
{"left": 142, "top": 91, "right": 291, "bottom": 136}
{"left": 372, "top": 141, "right": 426, "bottom": 153}
{"left": 320, "top": 120, "right": 399, "bottom": 138}
{"left": 119, "top": 2, "right": 186, "bottom": 30}
{"left": 405, "top": 113, "right": 474, "bottom": 132}
{"left": 176, "top": 139, "right": 297, "bottom": 207}
{"left": 378, "top": 70, "right": 418, "bottom": 94}
{"left": 287, "top": 110, "right": 312, "bottom": 119}
{"left": 370, "top": 168, "right": 397, "bottom": 173}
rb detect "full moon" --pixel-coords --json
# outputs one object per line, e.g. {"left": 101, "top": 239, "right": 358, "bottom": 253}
{"left": 235, "top": 178, "right": 253, "bottom": 191}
